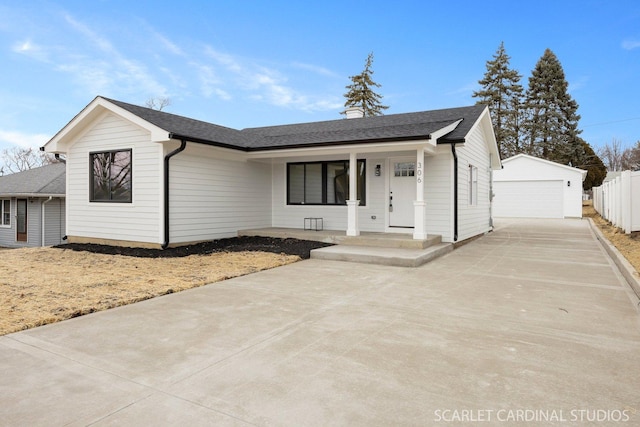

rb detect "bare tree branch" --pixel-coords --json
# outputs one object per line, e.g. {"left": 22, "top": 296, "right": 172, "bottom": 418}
{"left": 597, "top": 138, "right": 625, "bottom": 171}
{"left": 1, "top": 147, "right": 59, "bottom": 175}
{"left": 145, "top": 97, "right": 171, "bottom": 111}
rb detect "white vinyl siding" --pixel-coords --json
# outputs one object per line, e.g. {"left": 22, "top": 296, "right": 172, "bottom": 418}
{"left": 424, "top": 146, "right": 453, "bottom": 242}
{"left": 456, "top": 119, "right": 494, "bottom": 242}
{"left": 65, "top": 113, "right": 162, "bottom": 245}
{"left": 169, "top": 144, "right": 272, "bottom": 243}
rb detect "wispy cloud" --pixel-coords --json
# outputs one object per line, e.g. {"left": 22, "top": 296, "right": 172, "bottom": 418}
{"left": 0, "top": 130, "right": 51, "bottom": 149}
{"left": 141, "top": 22, "right": 185, "bottom": 56}
{"left": 569, "top": 76, "right": 589, "bottom": 92}
{"left": 11, "top": 39, "right": 50, "bottom": 62}
{"left": 61, "top": 13, "right": 167, "bottom": 97}
{"left": 291, "top": 62, "right": 339, "bottom": 78}
{"left": 200, "top": 46, "right": 339, "bottom": 111}
{"left": 446, "top": 82, "right": 477, "bottom": 96}
{"left": 10, "top": 12, "right": 168, "bottom": 98}
{"left": 622, "top": 38, "right": 640, "bottom": 50}
{"left": 7, "top": 9, "right": 339, "bottom": 114}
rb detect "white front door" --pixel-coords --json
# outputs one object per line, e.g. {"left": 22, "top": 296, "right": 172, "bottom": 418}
{"left": 389, "top": 159, "right": 415, "bottom": 227}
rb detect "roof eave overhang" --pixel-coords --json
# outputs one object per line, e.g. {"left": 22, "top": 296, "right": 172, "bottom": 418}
{"left": 0, "top": 193, "right": 65, "bottom": 198}
{"left": 43, "top": 97, "right": 171, "bottom": 154}
{"left": 245, "top": 136, "right": 436, "bottom": 159}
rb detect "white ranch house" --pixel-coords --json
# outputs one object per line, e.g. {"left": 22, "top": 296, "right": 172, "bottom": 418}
{"left": 44, "top": 97, "right": 500, "bottom": 249}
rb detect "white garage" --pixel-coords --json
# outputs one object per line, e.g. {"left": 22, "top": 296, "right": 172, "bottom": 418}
{"left": 493, "top": 154, "right": 587, "bottom": 218}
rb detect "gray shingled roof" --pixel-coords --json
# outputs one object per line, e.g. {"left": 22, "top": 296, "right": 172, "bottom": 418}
{"left": 0, "top": 163, "right": 66, "bottom": 196}
{"left": 104, "top": 97, "right": 485, "bottom": 151}
{"left": 105, "top": 98, "right": 250, "bottom": 149}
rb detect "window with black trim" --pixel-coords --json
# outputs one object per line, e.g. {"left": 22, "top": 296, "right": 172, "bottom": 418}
{"left": 1, "top": 199, "right": 10, "bottom": 226}
{"left": 90, "top": 150, "right": 132, "bottom": 202}
{"left": 287, "top": 160, "right": 366, "bottom": 205}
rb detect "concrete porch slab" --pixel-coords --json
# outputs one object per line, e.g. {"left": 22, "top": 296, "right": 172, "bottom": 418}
{"left": 310, "top": 242, "right": 453, "bottom": 267}
{"left": 239, "top": 227, "right": 441, "bottom": 249}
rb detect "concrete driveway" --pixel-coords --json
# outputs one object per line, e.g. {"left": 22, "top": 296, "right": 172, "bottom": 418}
{"left": 1, "top": 219, "right": 639, "bottom": 426}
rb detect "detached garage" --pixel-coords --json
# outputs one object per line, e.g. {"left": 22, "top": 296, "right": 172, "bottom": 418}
{"left": 493, "top": 154, "right": 587, "bottom": 218}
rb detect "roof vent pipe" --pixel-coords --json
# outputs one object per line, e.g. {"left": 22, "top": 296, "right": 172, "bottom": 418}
{"left": 345, "top": 107, "right": 364, "bottom": 119}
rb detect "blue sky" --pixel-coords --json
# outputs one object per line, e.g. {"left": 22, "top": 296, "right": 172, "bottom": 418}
{"left": 1, "top": 0, "right": 639, "bottom": 157}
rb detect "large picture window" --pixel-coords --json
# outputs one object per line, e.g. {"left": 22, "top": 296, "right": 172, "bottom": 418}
{"left": 287, "top": 160, "right": 366, "bottom": 205}
{"left": 90, "top": 150, "right": 132, "bottom": 203}
{"left": 1, "top": 199, "right": 10, "bottom": 226}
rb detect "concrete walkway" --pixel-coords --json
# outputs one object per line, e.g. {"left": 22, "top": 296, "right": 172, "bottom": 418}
{"left": 1, "top": 219, "right": 639, "bottom": 426}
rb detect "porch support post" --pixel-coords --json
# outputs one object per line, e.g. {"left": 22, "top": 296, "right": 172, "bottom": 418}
{"left": 413, "top": 146, "right": 427, "bottom": 240}
{"left": 346, "top": 151, "right": 360, "bottom": 236}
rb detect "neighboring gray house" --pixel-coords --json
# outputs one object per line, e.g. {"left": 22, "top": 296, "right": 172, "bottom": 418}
{"left": 0, "top": 163, "right": 66, "bottom": 247}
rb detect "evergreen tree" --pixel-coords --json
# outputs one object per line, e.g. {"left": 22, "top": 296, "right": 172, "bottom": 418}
{"left": 473, "top": 42, "right": 524, "bottom": 159}
{"left": 578, "top": 139, "right": 607, "bottom": 190}
{"left": 342, "top": 52, "right": 388, "bottom": 117}
{"left": 523, "top": 49, "right": 583, "bottom": 164}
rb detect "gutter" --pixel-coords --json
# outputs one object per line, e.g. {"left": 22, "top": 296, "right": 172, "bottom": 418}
{"left": 167, "top": 132, "right": 434, "bottom": 153}
{"left": 162, "top": 138, "right": 187, "bottom": 249}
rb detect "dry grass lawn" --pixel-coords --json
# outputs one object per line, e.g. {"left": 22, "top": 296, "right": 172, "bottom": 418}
{"left": 0, "top": 248, "right": 299, "bottom": 336}
{"left": 583, "top": 200, "right": 640, "bottom": 273}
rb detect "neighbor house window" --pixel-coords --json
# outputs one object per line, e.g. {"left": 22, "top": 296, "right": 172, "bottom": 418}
{"left": 1, "top": 199, "right": 10, "bottom": 226}
{"left": 287, "top": 160, "right": 366, "bottom": 205}
{"left": 469, "top": 164, "right": 478, "bottom": 206}
{"left": 90, "top": 149, "right": 132, "bottom": 202}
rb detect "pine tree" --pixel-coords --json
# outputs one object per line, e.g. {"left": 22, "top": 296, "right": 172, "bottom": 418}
{"left": 579, "top": 139, "right": 607, "bottom": 190}
{"left": 342, "top": 52, "right": 389, "bottom": 117}
{"left": 472, "top": 42, "right": 524, "bottom": 159}
{"left": 523, "top": 49, "right": 583, "bottom": 164}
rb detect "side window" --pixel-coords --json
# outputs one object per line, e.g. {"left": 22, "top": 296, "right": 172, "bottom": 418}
{"left": 469, "top": 165, "right": 478, "bottom": 206}
{"left": 90, "top": 150, "right": 132, "bottom": 203}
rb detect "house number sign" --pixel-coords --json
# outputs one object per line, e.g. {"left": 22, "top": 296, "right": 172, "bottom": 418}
{"left": 416, "top": 162, "right": 423, "bottom": 184}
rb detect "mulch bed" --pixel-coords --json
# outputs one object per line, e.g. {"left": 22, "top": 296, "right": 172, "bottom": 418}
{"left": 56, "top": 236, "right": 332, "bottom": 259}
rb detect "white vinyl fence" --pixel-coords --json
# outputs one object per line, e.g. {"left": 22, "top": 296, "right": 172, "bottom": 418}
{"left": 593, "top": 170, "right": 640, "bottom": 234}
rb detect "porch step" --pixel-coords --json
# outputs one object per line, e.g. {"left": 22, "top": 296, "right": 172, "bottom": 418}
{"left": 310, "top": 242, "right": 453, "bottom": 268}
{"left": 339, "top": 233, "right": 441, "bottom": 249}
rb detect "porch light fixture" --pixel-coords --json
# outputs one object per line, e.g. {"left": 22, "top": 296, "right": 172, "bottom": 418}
{"left": 375, "top": 164, "right": 381, "bottom": 176}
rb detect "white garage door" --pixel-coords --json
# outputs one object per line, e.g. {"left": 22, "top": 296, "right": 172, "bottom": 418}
{"left": 493, "top": 180, "right": 564, "bottom": 218}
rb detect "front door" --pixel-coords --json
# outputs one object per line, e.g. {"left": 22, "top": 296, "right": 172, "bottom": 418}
{"left": 16, "top": 199, "right": 27, "bottom": 242}
{"left": 389, "top": 159, "right": 415, "bottom": 227}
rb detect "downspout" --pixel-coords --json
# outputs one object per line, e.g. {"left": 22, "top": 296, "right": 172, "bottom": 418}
{"left": 488, "top": 153, "right": 494, "bottom": 229}
{"left": 42, "top": 196, "right": 53, "bottom": 247}
{"left": 451, "top": 143, "right": 458, "bottom": 242}
{"left": 162, "top": 139, "right": 187, "bottom": 249}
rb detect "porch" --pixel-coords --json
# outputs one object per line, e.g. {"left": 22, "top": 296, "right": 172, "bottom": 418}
{"left": 238, "top": 227, "right": 453, "bottom": 267}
